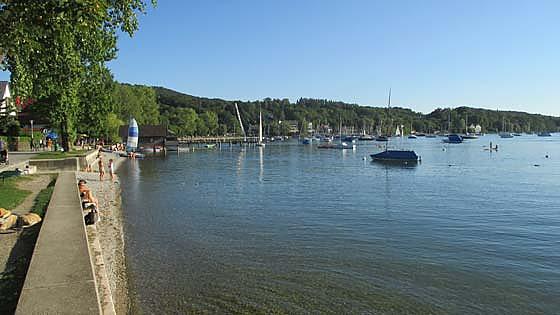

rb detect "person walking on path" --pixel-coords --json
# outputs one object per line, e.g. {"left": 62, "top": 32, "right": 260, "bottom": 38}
{"left": 98, "top": 156, "right": 105, "bottom": 181}
{"left": 108, "top": 158, "right": 115, "bottom": 181}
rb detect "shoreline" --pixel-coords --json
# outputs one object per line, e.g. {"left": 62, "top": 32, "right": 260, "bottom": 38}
{"left": 78, "top": 151, "right": 130, "bottom": 314}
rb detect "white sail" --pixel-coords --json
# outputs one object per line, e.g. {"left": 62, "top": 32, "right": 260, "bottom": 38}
{"left": 234, "top": 103, "right": 247, "bottom": 142}
{"left": 395, "top": 125, "right": 401, "bottom": 137}
{"left": 257, "top": 110, "right": 265, "bottom": 147}
{"left": 126, "top": 118, "right": 139, "bottom": 151}
{"left": 258, "top": 111, "right": 263, "bottom": 144}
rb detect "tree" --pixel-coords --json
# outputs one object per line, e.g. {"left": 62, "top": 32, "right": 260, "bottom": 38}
{"left": 0, "top": 0, "right": 155, "bottom": 151}
{"left": 200, "top": 111, "right": 219, "bottom": 135}
{"left": 78, "top": 65, "right": 115, "bottom": 139}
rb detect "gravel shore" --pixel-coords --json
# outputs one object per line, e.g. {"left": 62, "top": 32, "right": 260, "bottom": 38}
{"left": 78, "top": 152, "right": 129, "bottom": 314}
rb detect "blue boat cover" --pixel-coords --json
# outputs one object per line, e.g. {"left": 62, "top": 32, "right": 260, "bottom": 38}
{"left": 371, "top": 150, "right": 418, "bottom": 161}
{"left": 445, "top": 134, "right": 463, "bottom": 143}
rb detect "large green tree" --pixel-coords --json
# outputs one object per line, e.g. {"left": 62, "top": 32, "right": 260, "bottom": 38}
{"left": 0, "top": 0, "right": 154, "bottom": 150}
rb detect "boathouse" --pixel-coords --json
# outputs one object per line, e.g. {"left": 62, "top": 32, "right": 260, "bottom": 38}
{"left": 119, "top": 124, "right": 169, "bottom": 147}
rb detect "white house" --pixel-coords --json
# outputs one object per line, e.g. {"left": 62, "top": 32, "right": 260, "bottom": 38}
{"left": 0, "top": 81, "right": 16, "bottom": 117}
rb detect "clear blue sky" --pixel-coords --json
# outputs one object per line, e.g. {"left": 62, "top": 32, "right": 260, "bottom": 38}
{"left": 2, "top": 0, "right": 559, "bottom": 115}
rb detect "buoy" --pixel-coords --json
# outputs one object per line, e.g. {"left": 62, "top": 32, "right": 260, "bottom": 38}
{"left": 545, "top": 155, "right": 549, "bottom": 158}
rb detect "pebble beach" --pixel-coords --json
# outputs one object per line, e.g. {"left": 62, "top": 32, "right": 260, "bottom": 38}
{"left": 78, "top": 151, "right": 129, "bottom": 314}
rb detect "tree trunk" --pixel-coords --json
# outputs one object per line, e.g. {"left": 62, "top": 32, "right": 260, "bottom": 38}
{"left": 60, "top": 120, "right": 70, "bottom": 152}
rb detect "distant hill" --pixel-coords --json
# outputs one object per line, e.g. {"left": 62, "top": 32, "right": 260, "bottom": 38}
{"left": 121, "top": 85, "right": 560, "bottom": 136}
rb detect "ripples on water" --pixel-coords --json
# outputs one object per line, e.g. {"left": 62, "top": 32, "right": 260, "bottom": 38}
{"left": 119, "top": 135, "right": 560, "bottom": 314}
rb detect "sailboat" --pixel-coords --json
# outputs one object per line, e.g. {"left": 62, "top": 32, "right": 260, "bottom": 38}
{"left": 462, "top": 113, "right": 478, "bottom": 139}
{"left": 318, "top": 117, "right": 354, "bottom": 149}
{"left": 408, "top": 122, "right": 417, "bottom": 139}
{"left": 235, "top": 103, "right": 248, "bottom": 142}
{"left": 371, "top": 90, "right": 420, "bottom": 163}
{"left": 443, "top": 108, "right": 463, "bottom": 143}
{"left": 120, "top": 117, "right": 144, "bottom": 158}
{"left": 499, "top": 116, "right": 513, "bottom": 138}
{"left": 256, "top": 109, "right": 265, "bottom": 147}
{"left": 375, "top": 90, "right": 391, "bottom": 142}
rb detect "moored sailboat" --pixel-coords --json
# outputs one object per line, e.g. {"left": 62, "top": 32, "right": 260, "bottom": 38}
{"left": 371, "top": 89, "right": 420, "bottom": 163}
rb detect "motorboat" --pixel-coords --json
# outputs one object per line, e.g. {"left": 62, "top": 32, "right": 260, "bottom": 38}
{"left": 371, "top": 150, "right": 419, "bottom": 163}
{"left": 443, "top": 134, "right": 464, "bottom": 143}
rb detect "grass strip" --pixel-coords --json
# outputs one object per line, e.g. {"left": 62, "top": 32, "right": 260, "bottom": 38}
{"left": 30, "top": 177, "right": 57, "bottom": 217}
{"left": 32, "top": 150, "right": 90, "bottom": 160}
{"left": 0, "top": 176, "right": 31, "bottom": 210}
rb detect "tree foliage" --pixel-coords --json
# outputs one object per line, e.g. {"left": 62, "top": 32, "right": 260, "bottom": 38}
{"left": 154, "top": 86, "right": 560, "bottom": 136}
{"left": 0, "top": 0, "right": 154, "bottom": 149}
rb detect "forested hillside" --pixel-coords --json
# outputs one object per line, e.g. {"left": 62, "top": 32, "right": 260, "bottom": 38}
{"left": 152, "top": 86, "right": 560, "bottom": 137}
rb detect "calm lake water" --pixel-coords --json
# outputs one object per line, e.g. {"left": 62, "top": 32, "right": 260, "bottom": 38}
{"left": 119, "top": 135, "right": 560, "bottom": 314}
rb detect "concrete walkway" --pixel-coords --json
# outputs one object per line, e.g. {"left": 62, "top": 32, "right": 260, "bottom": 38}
{"left": 16, "top": 172, "right": 101, "bottom": 314}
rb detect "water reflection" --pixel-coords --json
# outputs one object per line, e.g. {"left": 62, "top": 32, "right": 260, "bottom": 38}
{"left": 120, "top": 136, "right": 560, "bottom": 314}
{"left": 258, "top": 146, "right": 264, "bottom": 183}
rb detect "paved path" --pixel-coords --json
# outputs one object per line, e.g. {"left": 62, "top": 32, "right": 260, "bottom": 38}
{"left": 0, "top": 152, "right": 38, "bottom": 172}
{"left": 16, "top": 172, "right": 101, "bottom": 314}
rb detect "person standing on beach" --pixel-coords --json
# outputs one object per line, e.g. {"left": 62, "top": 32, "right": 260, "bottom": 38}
{"left": 98, "top": 156, "right": 105, "bottom": 181}
{"left": 108, "top": 158, "right": 115, "bottom": 181}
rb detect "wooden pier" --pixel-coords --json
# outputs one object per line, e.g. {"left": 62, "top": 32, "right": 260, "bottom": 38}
{"left": 178, "top": 136, "right": 259, "bottom": 145}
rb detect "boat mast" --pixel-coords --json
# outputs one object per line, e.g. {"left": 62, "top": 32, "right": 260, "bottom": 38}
{"left": 258, "top": 109, "right": 263, "bottom": 145}
{"left": 448, "top": 108, "right": 451, "bottom": 134}
{"left": 234, "top": 102, "right": 247, "bottom": 142}
{"left": 386, "top": 88, "right": 391, "bottom": 151}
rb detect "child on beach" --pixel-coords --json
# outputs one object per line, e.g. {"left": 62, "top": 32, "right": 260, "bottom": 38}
{"left": 108, "top": 159, "right": 115, "bottom": 181}
{"left": 98, "top": 157, "right": 105, "bottom": 181}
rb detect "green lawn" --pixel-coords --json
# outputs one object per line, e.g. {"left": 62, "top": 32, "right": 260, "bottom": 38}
{"left": 0, "top": 176, "right": 32, "bottom": 210}
{"left": 30, "top": 178, "right": 56, "bottom": 217}
{"left": 32, "top": 150, "right": 92, "bottom": 160}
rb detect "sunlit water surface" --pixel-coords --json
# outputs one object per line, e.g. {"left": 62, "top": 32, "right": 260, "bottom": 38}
{"left": 119, "top": 135, "right": 560, "bottom": 314}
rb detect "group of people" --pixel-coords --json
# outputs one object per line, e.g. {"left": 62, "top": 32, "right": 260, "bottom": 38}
{"left": 96, "top": 155, "right": 115, "bottom": 181}
{"left": 110, "top": 143, "right": 126, "bottom": 152}
{"left": 29, "top": 137, "right": 56, "bottom": 151}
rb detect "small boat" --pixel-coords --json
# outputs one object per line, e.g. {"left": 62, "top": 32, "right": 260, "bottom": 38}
{"left": 301, "top": 138, "right": 312, "bottom": 145}
{"left": 343, "top": 135, "right": 358, "bottom": 143}
{"left": 119, "top": 151, "right": 145, "bottom": 158}
{"left": 499, "top": 132, "right": 514, "bottom": 138}
{"left": 371, "top": 150, "right": 419, "bottom": 163}
{"left": 318, "top": 142, "right": 354, "bottom": 149}
{"left": 358, "top": 135, "right": 375, "bottom": 141}
{"left": 416, "top": 133, "right": 426, "bottom": 137}
{"left": 408, "top": 135, "right": 417, "bottom": 139}
{"left": 203, "top": 144, "right": 216, "bottom": 149}
{"left": 512, "top": 133, "right": 522, "bottom": 136}
{"left": 370, "top": 89, "right": 420, "bottom": 163}
{"left": 462, "top": 134, "right": 479, "bottom": 139}
{"left": 126, "top": 117, "right": 139, "bottom": 151}
{"left": 537, "top": 132, "right": 552, "bottom": 137}
{"left": 443, "top": 134, "right": 463, "bottom": 143}
{"left": 425, "top": 134, "right": 437, "bottom": 138}
{"left": 375, "top": 136, "right": 389, "bottom": 142}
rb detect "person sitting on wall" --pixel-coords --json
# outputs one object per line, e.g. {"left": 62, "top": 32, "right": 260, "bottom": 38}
{"left": 78, "top": 179, "right": 99, "bottom": 209}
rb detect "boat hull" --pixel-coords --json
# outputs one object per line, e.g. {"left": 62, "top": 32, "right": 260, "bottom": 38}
{"left": 370, "top": 150, "right": 419, "bottom": 162}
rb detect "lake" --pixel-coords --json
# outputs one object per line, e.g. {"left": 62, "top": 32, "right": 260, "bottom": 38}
{"left": 119, "top": 135, "right": 560, "bottom": 314}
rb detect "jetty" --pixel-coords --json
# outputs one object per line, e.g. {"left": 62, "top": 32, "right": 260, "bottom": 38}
{"left": 178, "top": 136, "right": 260, "bottom": 145}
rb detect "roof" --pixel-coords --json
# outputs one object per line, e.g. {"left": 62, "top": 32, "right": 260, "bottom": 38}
{"left": 0, "top": 81, "right": 9, "bottom": 99}
{"left": 119, "top": 124, "right": 169, "bottom": 138}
